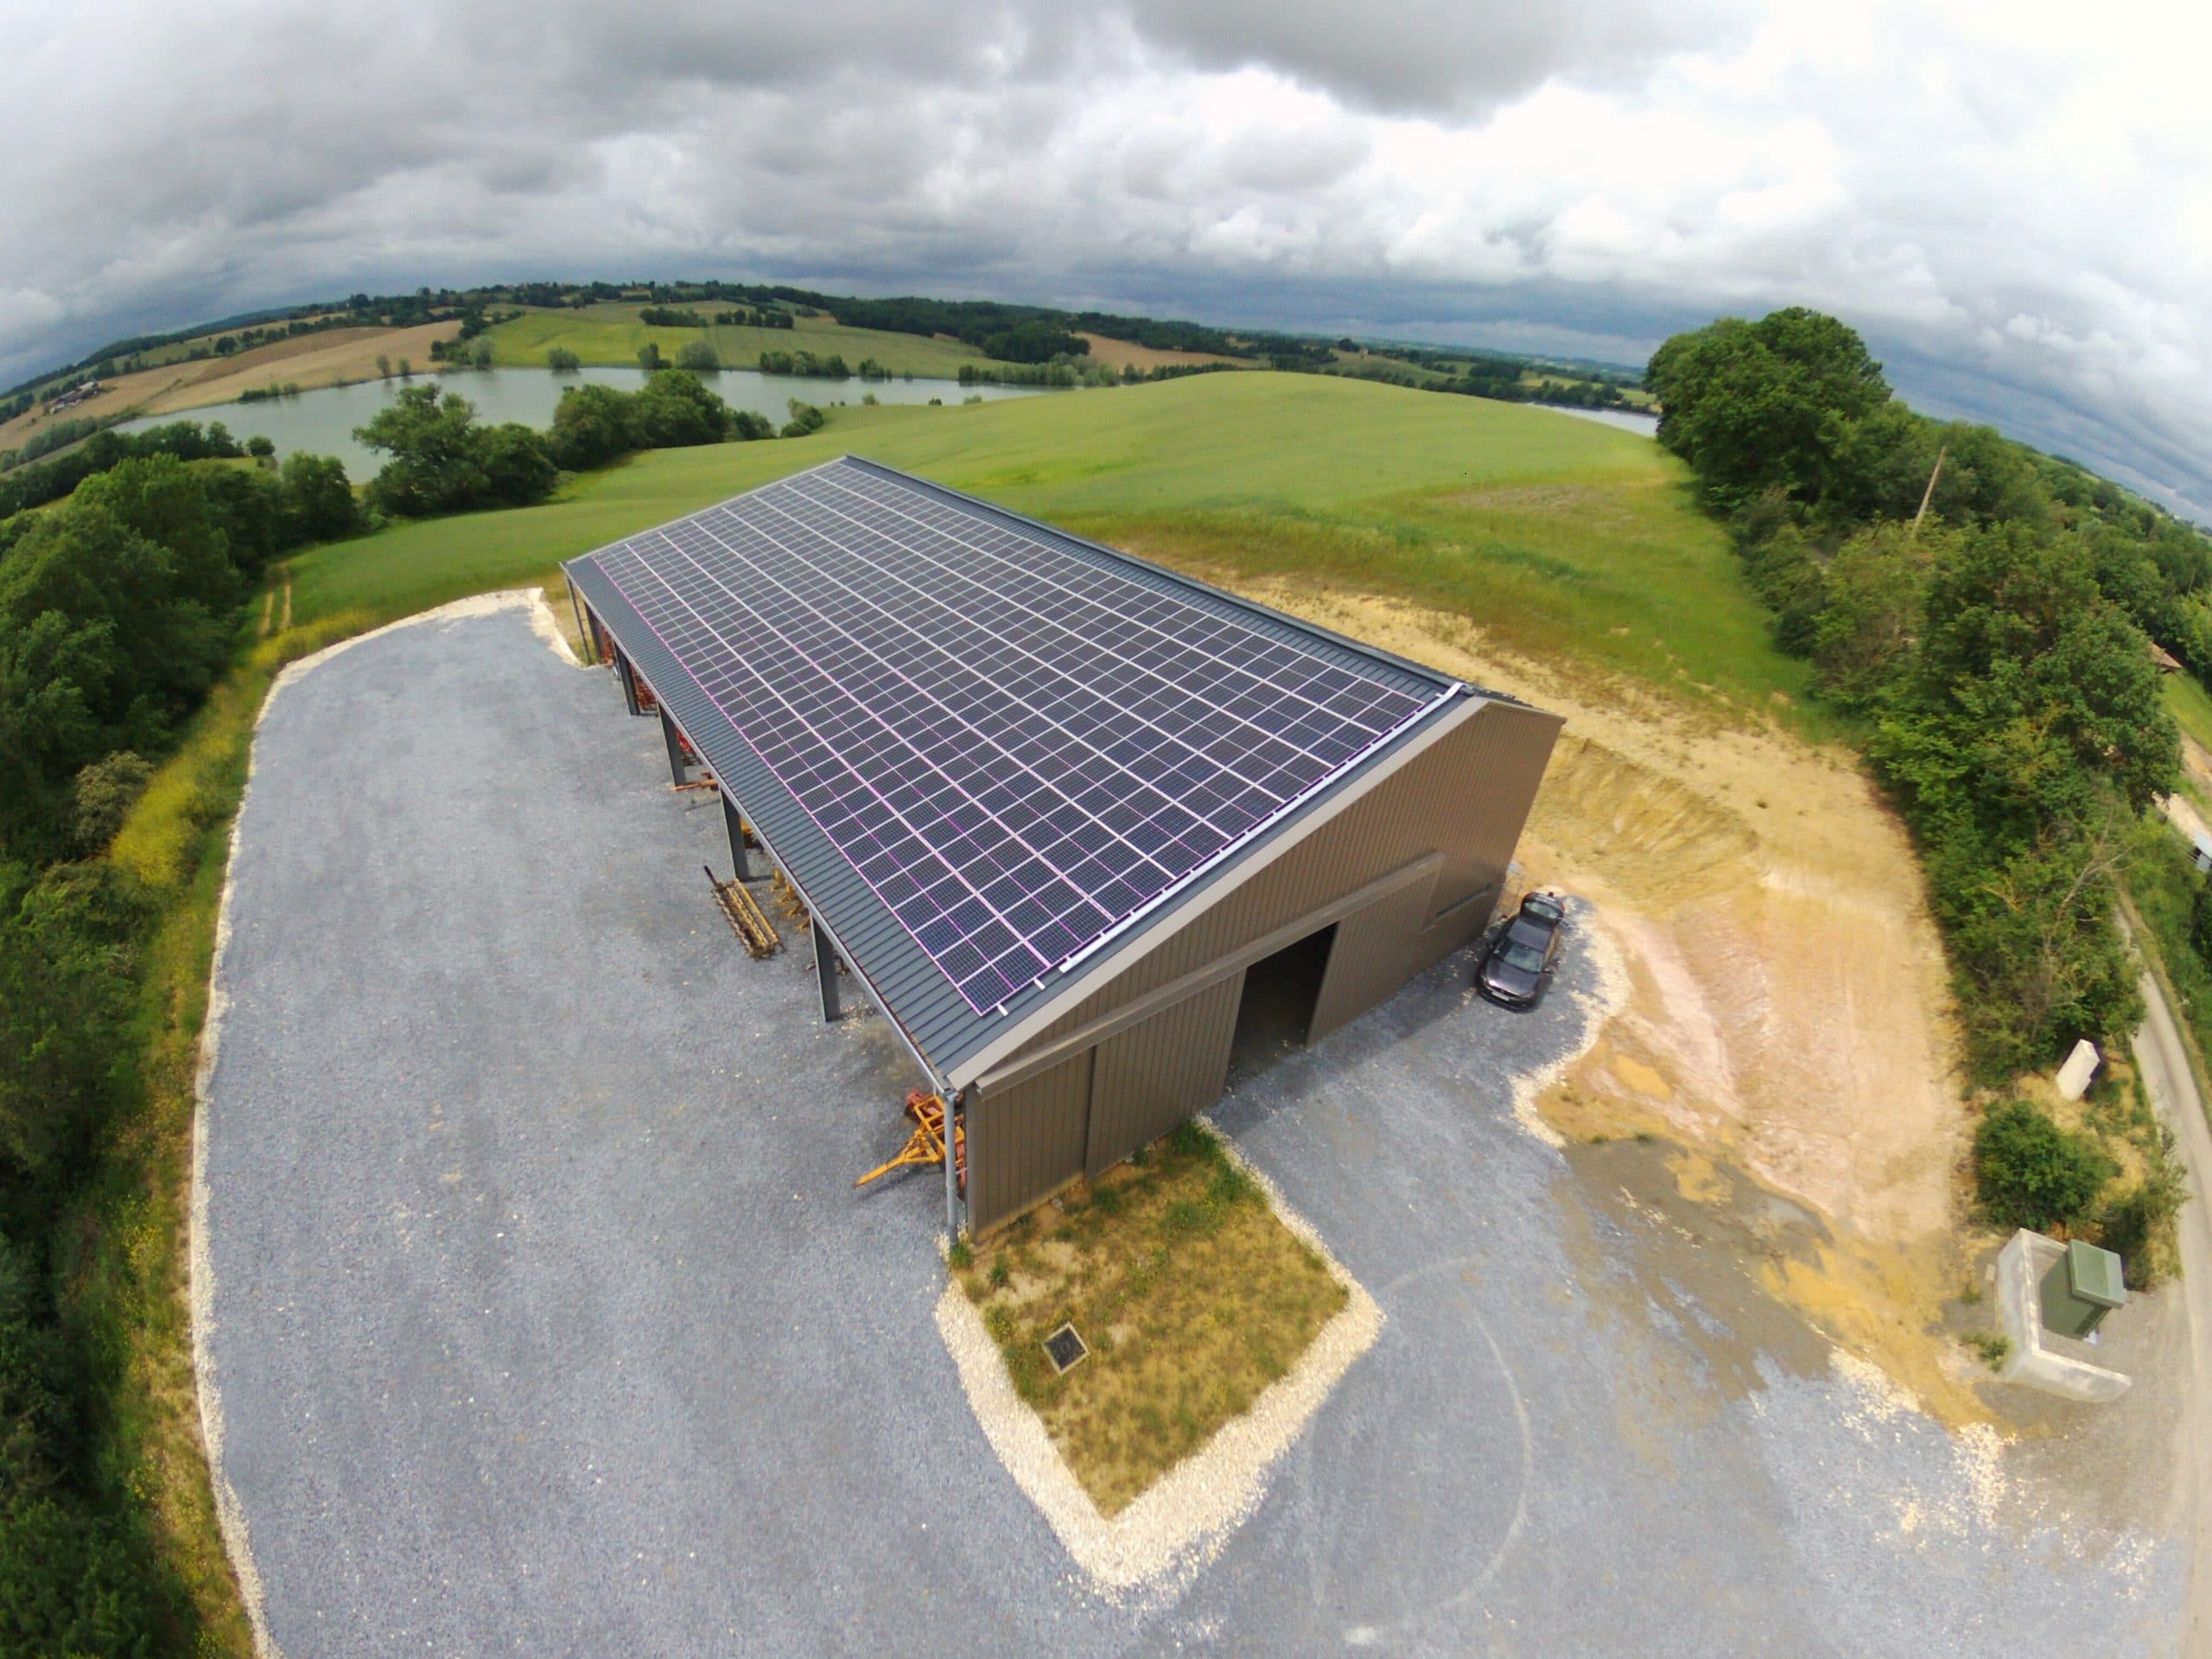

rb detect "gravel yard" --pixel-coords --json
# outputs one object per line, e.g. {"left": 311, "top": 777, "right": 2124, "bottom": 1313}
{"left": 197, "top": 599, "right": 2184, "bottom": 1656}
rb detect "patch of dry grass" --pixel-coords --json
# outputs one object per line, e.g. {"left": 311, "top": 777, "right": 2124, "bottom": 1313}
{"left": 956, "top": 1122, "right": 1346, "bottom": 1516}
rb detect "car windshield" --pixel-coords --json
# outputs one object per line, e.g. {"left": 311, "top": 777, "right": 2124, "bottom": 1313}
{"left": 1521, "top": 895, "right": 1565, "bottom": 922}
{"left": 1498, "top": 940, "right": 1548, "bottom": 972}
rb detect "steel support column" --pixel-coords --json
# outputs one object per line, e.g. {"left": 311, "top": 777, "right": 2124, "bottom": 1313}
{"left": 944, "top": 1088, "right": 963, "bottom": 1243}
{"left": 721, "top": 792, "right": 760, "bottom": 880}
{"left": 569, "top": 586, "right": 595, "bottom": 665}
{"left": 658, "top": 707, "right": 688, "bottom": 785}
{"left": 615, "top": 652, "right": 642, "bottom": 716}
{"left": 814, "top": 922, "right": 842, "bottom": 1021}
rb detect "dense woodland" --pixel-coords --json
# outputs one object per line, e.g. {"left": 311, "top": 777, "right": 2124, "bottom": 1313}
{"left": 0, "top": 436, "right": 364, "bottom": 1647}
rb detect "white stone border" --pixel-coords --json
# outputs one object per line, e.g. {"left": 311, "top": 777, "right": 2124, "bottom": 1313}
{"left": 190, "top": 588, "right": 579, "bottom": 1659}
{"left": 937, "top": 1122, "right": 1383, "bottom": 1597}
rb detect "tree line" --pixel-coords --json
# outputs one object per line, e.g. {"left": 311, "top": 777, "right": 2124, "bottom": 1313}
{"left": 1649, "top": 306, "right": 2203, "bottom": 1277}
{"left": 0, "top": 440, "right": 365, "bottom": 1645}
{"left": 1648, "top": 307, "right": 2197, "bottom": 1077}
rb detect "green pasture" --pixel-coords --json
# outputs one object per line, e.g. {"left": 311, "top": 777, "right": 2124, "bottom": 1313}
{"left": 482, "top": 304, "right": 981, "bottom": 379}
{"left": 290, "top": 371, "right": 1810, "bottom": 726}
{"left": 2164, "top": 668, "right": 2212, "bottom": 757}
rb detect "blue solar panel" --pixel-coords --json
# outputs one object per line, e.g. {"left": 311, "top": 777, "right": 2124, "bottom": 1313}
{"left": 587, "top": 461, "right": 1445, "bottom": 1012}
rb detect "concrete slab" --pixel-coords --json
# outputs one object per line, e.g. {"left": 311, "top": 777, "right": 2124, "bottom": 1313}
{"left": 1998, "top": 1230, "right": 2133, "bottom": 1402}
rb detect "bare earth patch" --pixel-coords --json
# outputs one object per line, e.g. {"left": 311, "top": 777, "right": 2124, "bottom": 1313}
{"left": 1217, "top": 578, "right": 1985, "bottom": 1423}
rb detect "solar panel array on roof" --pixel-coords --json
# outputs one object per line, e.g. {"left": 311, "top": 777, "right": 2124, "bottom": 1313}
{"left": 586, "top": 460, "right": 1450, "bottom": 1012}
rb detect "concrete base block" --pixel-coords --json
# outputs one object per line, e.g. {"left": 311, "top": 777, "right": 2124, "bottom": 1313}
{"left": 1995, "top": 1230, "right": 2131, "bottom": 1402}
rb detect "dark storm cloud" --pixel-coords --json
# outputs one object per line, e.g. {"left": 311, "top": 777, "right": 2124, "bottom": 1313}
{"left": 0, "top": 1, "right": 2205, "bottom": 518}
{"left": 1121, "top": 0, "right": 1746, "bottom": 115}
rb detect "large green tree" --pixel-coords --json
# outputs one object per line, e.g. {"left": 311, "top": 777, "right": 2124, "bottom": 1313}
{"left": 1646, "top": 307, "right": 1893, "bottom": 510}
{"left": 355, "top": 385, "right": 552, "bottom": 516}
{"left": 356, "top": 385, "right": 492, "bottom": 517}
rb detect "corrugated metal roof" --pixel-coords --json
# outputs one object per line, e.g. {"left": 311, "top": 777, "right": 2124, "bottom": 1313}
{"left": 565, "top": 454, "right": 1485, "bottom": 1081}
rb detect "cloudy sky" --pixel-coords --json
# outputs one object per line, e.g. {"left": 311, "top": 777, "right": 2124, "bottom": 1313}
{"left": 4, "top": 0, "right": 2208, "bottom": 517}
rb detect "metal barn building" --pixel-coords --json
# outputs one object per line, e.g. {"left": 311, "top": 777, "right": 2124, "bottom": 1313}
{"left": 565, "top": 457, "right": 1561, "bottom": 1234}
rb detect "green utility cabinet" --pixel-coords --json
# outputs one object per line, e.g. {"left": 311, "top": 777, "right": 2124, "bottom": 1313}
{"left": 2039, "top": 1239, "right": 2126, "bottom": 1338}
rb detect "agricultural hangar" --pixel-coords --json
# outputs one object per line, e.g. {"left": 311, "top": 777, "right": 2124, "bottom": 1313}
{"left": 565, "top": 457, "right": 1561, "bottom": 1234}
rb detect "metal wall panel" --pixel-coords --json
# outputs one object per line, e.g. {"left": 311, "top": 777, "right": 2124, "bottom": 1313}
{"left": 1084, "top": 974, "right": 1244, "bottom": 1179}
{"left": 966, "top": 1049, "right": 1092, "bottom": 1232}
{"left": 1309, "top": 871, "right": 1439, "bottom": 1041}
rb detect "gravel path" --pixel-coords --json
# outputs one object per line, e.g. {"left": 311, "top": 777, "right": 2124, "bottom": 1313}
{"left": 198, "top": 602, "right": 2183, "bottom": 1656}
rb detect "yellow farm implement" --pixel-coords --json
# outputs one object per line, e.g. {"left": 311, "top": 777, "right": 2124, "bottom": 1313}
{"left": 856, "top": 1090, "right": 967, "bottom": 1192}
{"left": 704, "top": 865, "right": 779, "bottom": 959}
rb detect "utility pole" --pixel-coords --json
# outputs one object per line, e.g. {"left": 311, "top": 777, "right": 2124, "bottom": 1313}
{"left": 1910, "top": 443, "right": 1948, "bottom": 541}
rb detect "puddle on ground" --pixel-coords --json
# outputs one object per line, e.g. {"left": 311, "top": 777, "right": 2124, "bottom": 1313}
{"left": 1553, "top": 1134, "right": 1835, "bottom": 1464}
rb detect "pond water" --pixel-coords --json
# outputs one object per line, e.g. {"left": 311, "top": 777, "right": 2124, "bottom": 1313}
{"left": 119, "top": 366, "right": 1045, "bottom": 478}
{"left": 1542, "top": 405, "right": 1660, "bottom": 437}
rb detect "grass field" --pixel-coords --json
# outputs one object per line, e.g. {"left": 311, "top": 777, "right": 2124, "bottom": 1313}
{"left": 2164, "top": 669, "right": 2212, "bottom": 757}
{"left": 0, "top": 322, "right": 461, "bottom": 454}
{"left": 293, "top": 371, "right": 1811, "bottom": 727}
{"left": 481, "top": 303, "right": 982, "bottom": 379}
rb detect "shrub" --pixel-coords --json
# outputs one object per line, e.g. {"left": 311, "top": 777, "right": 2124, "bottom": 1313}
{"left": 675, "top": 340, "right": 721, "bottom": 373}
{"left": 546, "top": 346, "right": 581, "bottom": 373}
{"left": 1973, "top": 1100, "right": 2114, "bottom": 1232}
{"left": 2098, "top": 1145, "right": 2188, "bottom": 1288}
{"left": 475, "top": 423, "right": 557, "bottom": 507}
{"left": 68, "top": 753, "right": 152, "bottom": 854}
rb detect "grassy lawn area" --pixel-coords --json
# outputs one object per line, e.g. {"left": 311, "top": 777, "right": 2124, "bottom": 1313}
{"left": 954, "top": 1124, "right": 1346, "bottom": 1516}
{"left": 2164, "top": 668, "right": 2212, "bottom": 755}
{"left": 482, "top": 303, "right": 982, "bottom": 379}
{"left": 296, "top": 372, "right": 1811, "bottom": 728}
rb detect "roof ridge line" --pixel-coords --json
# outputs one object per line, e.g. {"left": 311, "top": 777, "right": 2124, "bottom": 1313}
{"left": 833, "top": 454, "right": 1491, "bottom": 697}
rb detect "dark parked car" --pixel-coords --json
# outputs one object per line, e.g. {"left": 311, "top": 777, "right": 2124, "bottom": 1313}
{"left": 1476, "top": 891, "right": 1567, "bottom": 1008}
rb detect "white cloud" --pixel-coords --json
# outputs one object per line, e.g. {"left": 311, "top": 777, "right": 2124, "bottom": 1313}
{"left": 0, "top": 0, "right": 2206, "bottom": 514}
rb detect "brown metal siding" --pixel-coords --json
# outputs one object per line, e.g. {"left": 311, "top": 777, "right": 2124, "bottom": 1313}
{"left": 1310, "top": 870, "right": 1441, "bottom": 1041}
{"left": 963, "top": 696, "right": 1559, "bottom": 1232}
{"left": 966, "top": 1050, "right": 1091, "bottom": 1232}
{"left": 1012, "top": 698, "right": 1561, "bottom": 1055}
{"left": 1084, "top": 975, "right": 1244, "bottom": 1178}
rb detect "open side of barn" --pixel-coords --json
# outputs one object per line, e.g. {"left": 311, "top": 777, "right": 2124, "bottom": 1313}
{"left": 564, "top": 455, "right": 1560, "bottom": 1234}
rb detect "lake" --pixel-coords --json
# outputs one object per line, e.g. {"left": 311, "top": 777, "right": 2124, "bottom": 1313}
{"left": 119, "top": 366, "right": 1045, "bottom": 478}
{"left": 1544, "top": 405, "right": 1660, "bottom": 437}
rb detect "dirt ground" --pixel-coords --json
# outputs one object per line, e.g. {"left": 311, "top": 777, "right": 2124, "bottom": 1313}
{"left": 1217, "top": 577, "right": 1992, "bottom": 1421}
{"left": 0, "top": 322, "right": 459, "bottom": 454}
{"left": 1076, "top": 334, "right": 1247, "bottom": 372}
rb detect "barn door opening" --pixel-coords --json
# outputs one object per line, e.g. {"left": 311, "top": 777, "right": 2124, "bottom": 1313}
{"left": 1229, "top": 923, "right": 1337, "bottom": 1081}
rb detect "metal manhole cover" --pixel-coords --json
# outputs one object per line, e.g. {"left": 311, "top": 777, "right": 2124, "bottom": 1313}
{"left": 1043, "top": 1322, "right": 1089, "bottom": 1376}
